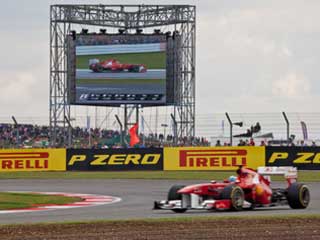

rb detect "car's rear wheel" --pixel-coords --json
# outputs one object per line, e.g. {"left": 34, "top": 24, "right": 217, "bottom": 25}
{"left": 167, "top": 185, "right": 187, "bottom": 213}
{"left": 287, "top": 183, "right": 310, "bottom": 209}
{"left": 220, "top": 185, "right": 244, "bottom": 211}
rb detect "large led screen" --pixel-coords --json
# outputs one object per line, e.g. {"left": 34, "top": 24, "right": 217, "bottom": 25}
{"left": 68, "top": 34, "right": 168, "bottom": 106}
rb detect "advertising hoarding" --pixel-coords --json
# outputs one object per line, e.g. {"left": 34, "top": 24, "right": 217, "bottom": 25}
{"left": 67, "top": 148, "right": 163, "bottom": 171}
{"left": 164, "top": 147, "right": 265, "bottom": 170}
{"left": 266, "top": 146, "right": 320, "bottom": 170}
{"left": 0, "top": 149, "right": 66, "bottom": 172}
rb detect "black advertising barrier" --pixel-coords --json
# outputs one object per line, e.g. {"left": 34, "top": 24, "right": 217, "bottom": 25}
{"left": 266, "top": 146, "right": 320, "bottom": 170}
{"left": 67, "top": 148, "right": 163, "bottom": 171}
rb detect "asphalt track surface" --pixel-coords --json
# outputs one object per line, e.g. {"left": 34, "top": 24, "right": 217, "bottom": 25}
{"left": 76, "top": 69, "right": 166, "bottom": 79}
{"left": 76, "top": 82, "right": 164, "bottom": 95}
{"left": 0, "top": 179, "right": 319, "bottom": 224}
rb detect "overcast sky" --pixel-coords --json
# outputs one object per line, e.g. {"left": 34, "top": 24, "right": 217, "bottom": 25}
{"left": 0, "top": 0, "right": 319, "bottom": 123}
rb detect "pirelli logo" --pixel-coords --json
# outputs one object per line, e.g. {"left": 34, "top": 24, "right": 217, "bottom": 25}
{"left": 0, "top": 152, "right": 49, "bottom": 170}
{"left": 179, "top": 149, "right": 247, "bottom": 167}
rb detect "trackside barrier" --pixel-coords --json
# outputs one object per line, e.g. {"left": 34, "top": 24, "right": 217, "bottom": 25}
{"left": 66, "top": 148, "right": 163, "bottom": 171}
{"left": 266, "top": 146, "right": 320, "bottom": 170}
{"left": 163, "top": 147, "right": 265, "bottom": 170}
{"left": 0, "top": 149, "right": 66, "bottom": 172}
{"left": 1, "top": 147, "right": 319, "bottom": 172}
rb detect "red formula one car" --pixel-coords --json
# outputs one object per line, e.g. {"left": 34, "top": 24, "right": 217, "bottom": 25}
{"left": 89, "top": 58, "right": 147, "bottom": 73}
{"left": 154, "top": 166, "right": 310, "bottom": 212}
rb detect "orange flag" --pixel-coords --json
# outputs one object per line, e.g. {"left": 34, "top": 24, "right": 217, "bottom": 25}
{"left": 129, "top": 123, "right": 140, "bottom": 147}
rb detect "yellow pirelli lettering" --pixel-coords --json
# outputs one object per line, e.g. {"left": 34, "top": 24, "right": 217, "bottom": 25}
{"left": 294, "top": 153, "right": 315, "bottom": 164}
{"left": 91, "top": 155, "right": 109, "bottom": 165}
{"left": 268, "top": 152, "right": 288, "bottom": 163}
{"left": 108, "top": 154, "right": 126, "bottom": 165}
{"left": 124, "top": 154, "right": 141, "bottom": 165}
{"left": 312, "top": 153, "right": 320, "bottom": 164}
{"left": 141, "top": 154, "right": 160, "bottom": 164}
{"left": 68, "top": 155, "right": 86, "bottom": 165}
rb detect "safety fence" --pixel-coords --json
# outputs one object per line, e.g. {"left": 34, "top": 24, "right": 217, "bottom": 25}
{"left": 0, "top": 147, "right": 319, "bottom": 171}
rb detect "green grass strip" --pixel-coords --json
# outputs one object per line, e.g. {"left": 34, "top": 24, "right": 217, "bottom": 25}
{"left": 76, "top": 52, "right": 166, "bottom": 69}
{"left": 0, "top": 192, "right": 82, "bottom": 210}
{"left": 0, "top": 171, "right": 319, "bottom": 182}
{"left": 1, "top": 214, "right": 320, "bottom": 226}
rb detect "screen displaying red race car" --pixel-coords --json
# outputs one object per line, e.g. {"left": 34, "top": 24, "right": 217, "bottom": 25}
{"left": 89, "top": 59, "right": 147, "bottom": 73}
{"left": 71, "top": 34, "right": 168, "bottom": 106}
{"left": 154, "top": 166, "right": 310, "bottom": 212}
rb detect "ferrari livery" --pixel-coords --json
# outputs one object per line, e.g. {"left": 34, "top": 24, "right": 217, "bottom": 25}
{"left": 154, "top": 166, "right": 310, "bottom": 212}
{"left": 89, "top": 59, "right": 147, "bottom": 73}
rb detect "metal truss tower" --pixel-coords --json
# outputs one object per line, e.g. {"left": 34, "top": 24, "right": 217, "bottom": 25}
{"left": 50, "top": 5, "right": 196, "bottom": 146}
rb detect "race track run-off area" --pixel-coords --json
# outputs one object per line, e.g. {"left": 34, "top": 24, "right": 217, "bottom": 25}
{"left": 0, "top": 179, "right": 319, "bottom": 224}
{"left": 0, "top": 192, "right": 121, "bottom": 214}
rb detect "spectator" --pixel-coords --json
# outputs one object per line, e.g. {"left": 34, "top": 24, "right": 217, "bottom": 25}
{"left": 249, "top": 138, "right": 255, "bottom": 146}
{"left": 238, "top": 139, "right": 245, "bottom": 146}
{"left": 215, "top": 140, "right": 221, "bottom": 146}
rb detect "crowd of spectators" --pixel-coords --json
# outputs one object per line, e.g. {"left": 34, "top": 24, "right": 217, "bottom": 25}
{"left": 0, "top": 123, "right": 209, "bottom": 149}
{"left": 215, "top": 138, "right": 317, "bottom": 147}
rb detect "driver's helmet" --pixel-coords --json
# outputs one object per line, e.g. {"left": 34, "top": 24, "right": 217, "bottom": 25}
{"left": 228, "top": 175, "right": 237, "bottom": 182}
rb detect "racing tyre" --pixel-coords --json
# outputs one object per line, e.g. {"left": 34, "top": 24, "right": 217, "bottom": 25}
{"left": 95, "top": 64, "right": 103, "bottom": 73}
{"left": 287, "top": 183, "right": 310, "bottom": 209}
{"left": 221, "top": 185, "right": 244, "bottom": 211}
{"left": 167, "top": 185, "right": 187, "bottom": 213}
{"left": 132, "top": 66, "right": 140, "bottom": 73}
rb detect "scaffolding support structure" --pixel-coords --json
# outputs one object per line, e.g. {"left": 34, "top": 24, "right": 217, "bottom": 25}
{"left": 50, "top": 5, "right": 196, "bottom": 146}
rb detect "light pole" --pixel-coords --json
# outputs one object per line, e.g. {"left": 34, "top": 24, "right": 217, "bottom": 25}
{"left": 225, "top": 113, "right": 243, "bottom": 146}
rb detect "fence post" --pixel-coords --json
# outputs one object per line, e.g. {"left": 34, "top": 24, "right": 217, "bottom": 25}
{"left": 282, "top": 112, "right": 290, "bottom": 142}
{"left": 171, "top": 113, "right": 178, "bottom": 146}
{"left": 225, "top": 112, "right": 233, "bottom": 146}
{"left": 115, "top": 115, "right": 124, "bottom": 146}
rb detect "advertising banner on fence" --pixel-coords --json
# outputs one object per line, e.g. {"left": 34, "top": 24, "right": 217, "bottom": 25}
{"left": 0, "top": 149, "right": 66, "bottom": 172}
{"left": 67, "top": 148, "right": 163, "bottom": 171}
{"left": 164, "top": 147, "right": 265, "bottom": 170}
{"left": 266, "top": 146, "right": 320, "bottom": 170}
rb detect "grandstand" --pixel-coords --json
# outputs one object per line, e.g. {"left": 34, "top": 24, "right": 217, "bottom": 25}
{"left": 1, "top": 111, "right": 319, "bottom": 148}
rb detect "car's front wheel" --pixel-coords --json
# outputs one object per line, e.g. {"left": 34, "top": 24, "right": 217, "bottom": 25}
{"left": 220, "top": 185, "right": 244, "bottom": 211}
{"left": 167, "top": 185, "right": 187, "bottom": 213}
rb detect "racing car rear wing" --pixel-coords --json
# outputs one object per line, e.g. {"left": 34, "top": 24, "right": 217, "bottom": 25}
{"left": 257, "top": 166, "right": 297, "bottom": 185}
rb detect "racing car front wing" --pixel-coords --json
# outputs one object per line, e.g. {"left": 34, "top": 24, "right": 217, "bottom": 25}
{"left": 154, "top": 194, "right": 252, "bottom": 211}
